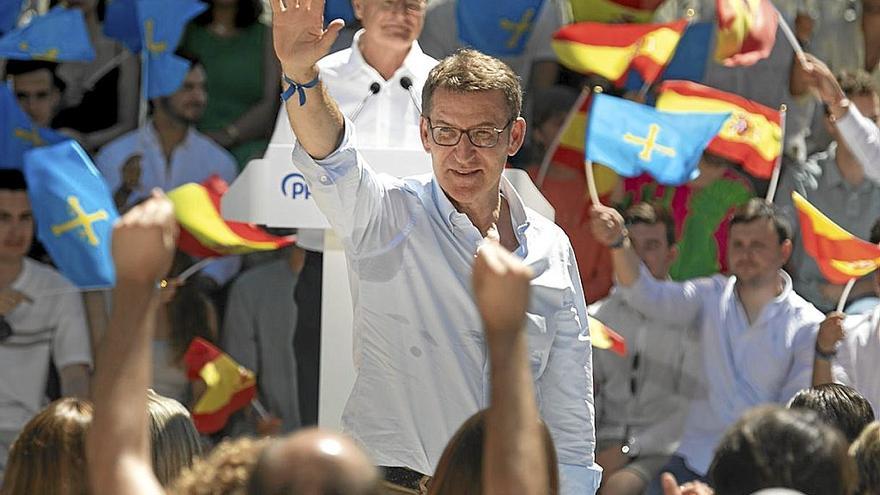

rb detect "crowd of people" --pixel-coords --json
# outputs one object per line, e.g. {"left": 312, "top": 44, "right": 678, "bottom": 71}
{"left": 2, "top": 0, "right": 880, "bottom": 494}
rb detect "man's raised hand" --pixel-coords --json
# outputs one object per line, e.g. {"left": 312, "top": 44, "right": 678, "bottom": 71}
{"left": 270, "top": 0, "right": 345, "bottom": 80}
{"left": 112, "top": 190, "right": 178, "bottom": 286}
{"left": 472, "top": 241, "right": 533, "bottom": 338}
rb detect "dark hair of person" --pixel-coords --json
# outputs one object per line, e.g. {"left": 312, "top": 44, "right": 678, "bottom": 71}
{"left": 428, "top": 409, "right": 559, "bottom": 495}
{"left": 870, "top": 216, "right": 880, "bottom": 244}
{"left": 167, "top": 283, "right": 218, "bottom": 362}
{"left": 4, "top": 59, "right": 66, "bottom": 92}
{"left": 192, "top": 0, "right": 263, "bottom": 28}
{"left": 709, "top": 405, "right": 857, "bottom": 495}
{"left": 789, "top": 384, "right": 876, "bottom": 443}
{"left": 1, "top": 398, "right": 93, "bottom": 495}
{"left": 624, "top": 201, "right": 677, "bottom": 247}
{"left": 0, "top": 169, "right": 27, "bottom": 191}
{"left": 728, "top": 198, "right": 792, "bottom": 243}
{"left": 174, "top": 49, "right": 203, "bottom": 71}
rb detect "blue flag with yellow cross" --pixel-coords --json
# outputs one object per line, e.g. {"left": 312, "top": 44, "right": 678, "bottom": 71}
{"left": 585, "top": 93, "right": 730, "bottom": 186}
{"left": 23, "top": 140, "right": 119, "bottom": 288}
{"left": 456, "top": 0, "right": 544, "bottom": 57}
{"left": 0, "top": 84, "right": 67, "bottom": 170}
{"left": 0, "top": 6, "right": 95, "bottom": 61}
{"left": 137, "top": 0, "right": 207, "bottom": 98}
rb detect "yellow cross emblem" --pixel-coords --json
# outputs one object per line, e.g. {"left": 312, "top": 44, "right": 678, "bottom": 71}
{"left": 499, "top": 8, "right": 535, "bottom": 50}
{"left": 51, "top": 196, "right": 110, "bottom": 247}
{"left": 17, "top": 42, "right": 59, "bottom": 62}
{"left": 14, "top": 127, "right": 45, "bottom": 147}
{"left": 623, "top": 124, "right": 677, "bottom": 162}
{"left": 144, "top": 19, "right": 167, "bottom": 54}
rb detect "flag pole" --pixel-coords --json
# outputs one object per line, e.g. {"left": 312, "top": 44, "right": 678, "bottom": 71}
{"left": 536, "top": 85, "right": 591, "bottom": 190}
{"left": 775, "top": 7, "right": 809, "bottom": 67}
{"left": 837, "top": 277, "right": 857, "bottom": 313}
{"left": 585, "top": 159, "right": 601, "bottom": 206}
{"left": 764, "top": 104, "right": 787, "bottom": 203}
{"left": 251, "top": 397, "right": 271, "bottom": 420}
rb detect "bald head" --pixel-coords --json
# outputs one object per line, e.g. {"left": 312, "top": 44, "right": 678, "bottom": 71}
{"left": 248, "top": 428, "right": 380, "bottom": 495}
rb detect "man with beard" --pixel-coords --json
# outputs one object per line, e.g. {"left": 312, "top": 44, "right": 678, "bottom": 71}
{"left": 591, "top": 199, "right": 824, "bottom": 493}
{"left": 95, "top": 52, "right": 237, "bottom": 211}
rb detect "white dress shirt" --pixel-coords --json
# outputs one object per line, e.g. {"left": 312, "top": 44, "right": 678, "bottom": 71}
{"left": 270, "top": 29, "right": 437, "bottom": 251}
{"left": 616, "top": 265, "right": 823, "bottom": 475}
{"left": 291, "top": 122, "right": 602, "bottom": 494}
{"left": 833, "top": 305, "right": 880, "bottom": 414}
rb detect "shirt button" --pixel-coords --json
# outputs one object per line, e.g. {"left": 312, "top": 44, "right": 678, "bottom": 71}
{"left": 319, "top": 175, "right": 330, "bottom": 184}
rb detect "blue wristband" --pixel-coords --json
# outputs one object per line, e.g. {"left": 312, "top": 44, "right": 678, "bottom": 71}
{"left": 281, "top": 73, "right": 320, "bottom": 105}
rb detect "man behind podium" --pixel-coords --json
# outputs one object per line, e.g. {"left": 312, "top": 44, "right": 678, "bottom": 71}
{"left": 269, "top": 1, "right": 601, "bottom": 493}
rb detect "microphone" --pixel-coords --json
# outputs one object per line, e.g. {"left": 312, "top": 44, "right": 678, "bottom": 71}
{"left": 399, "top": 76, "right": 422, "bottom": 114}
{"left": 350, "top": 82, "right": 381, "bottom": 122}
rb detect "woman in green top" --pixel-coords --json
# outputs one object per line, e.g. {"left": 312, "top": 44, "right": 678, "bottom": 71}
{"left": 182, "top": 0, "right": 281, "bottom": 170}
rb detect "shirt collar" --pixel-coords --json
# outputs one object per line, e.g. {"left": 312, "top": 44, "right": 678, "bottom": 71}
{"left": 729, "top": 269, "right": 794, "bottom": 320}
{"left": 349, "top": 29, "right": 425, "bottom": 83}
{"left": 144, "top": 120, "right": 196, "bottom": 152}
{"left": 431, "top": 174, "right": 531, "bottom": 236}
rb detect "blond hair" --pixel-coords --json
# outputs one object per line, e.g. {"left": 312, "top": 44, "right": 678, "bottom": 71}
{"left": 421, "top": 49, "right": 522, "bottom": 121}
{"left": 851, "top": 422, "right": 880, "bottom": 495}
{"left": 147, "top": 390, "right": 203, "bottom": 486}
{"left": 170, "top": 436, "right": 271, "bottom": 495}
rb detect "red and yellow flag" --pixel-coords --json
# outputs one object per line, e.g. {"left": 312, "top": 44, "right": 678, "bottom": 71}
{"left": 656, "top": 80, "right": 782, "bottom": 178}
{"left": 588, "top": 315, "right": 627, "bottom": 357}
{"left": 792, "top": 192, "right": 880, "bottom": 284}
{"left": 184, "top": 337, "right": 257, "bottom": 434}
{"left": 570, "top": 0, "right": 666, "bottom": 23}
{"left": 544, "top": 89, "right": 619, "bottom": 195}
{"left": 552, "top": 20, "right": 687, "bottom": 84}
{"left": 167, "top": 176, "right": 295, "bottom": 258}
{"left": 715, "top": 0, "right": 778, "bottom": 66}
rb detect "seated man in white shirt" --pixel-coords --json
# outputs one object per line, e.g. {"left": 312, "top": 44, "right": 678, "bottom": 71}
{"left": 592, "top": 202, "right": 701, "bottom": 495}
{"left": 812, "top": 217, "right": 880, "bottom": 414}
{"left": 591, "top": 198, "right": 823, "bottom": 494}
{"left": 270, "top": 2, "right": 601, "bottom": 493}
{"left": 268, "top": 0, "right": 437, "bottom": 428}
{"left": 96, "top": 52, "right": 239, "bottom": 286}
{"left": 0, "top": 170, "right": 92, "bottom": 477}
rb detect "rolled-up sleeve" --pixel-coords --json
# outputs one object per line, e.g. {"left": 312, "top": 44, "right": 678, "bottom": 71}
{"left": 615, "top": 264, "right": 703, "bottom": 328}
{"left": 836, "top": 105, "right": 880, "bottom": 186}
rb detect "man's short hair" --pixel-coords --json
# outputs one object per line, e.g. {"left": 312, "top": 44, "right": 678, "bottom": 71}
{"left": 729, "top": 198, "right": 791, "bottom": 243}
{"left": 789, "top": 383, "right": 876, "bottom": 443}
{"left": 4, "top": 59, "right": 65, "bottom": 92}
{"left": 837, "top": 70, "right": 877, "bottom": 99}
{"left": 709, "top": 406, "right": 857, "bottom": 495}
{"left": 0, "top": 169, "right": 27, "bottom": 191}
{"left": 623, "top": 201, "right": 676, "bottom": 247}
{"left": 421, "top": 49, "right": 522, "bottom": 121}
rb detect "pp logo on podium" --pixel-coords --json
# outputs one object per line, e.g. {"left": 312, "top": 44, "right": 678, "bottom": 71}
{"left": 281, "top": 173, "right": 312, "bottom": 200}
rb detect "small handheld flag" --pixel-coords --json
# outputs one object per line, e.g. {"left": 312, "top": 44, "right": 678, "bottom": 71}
{"left": 184, "top": 337, "right": 257, "bottom": 434}
{"left": 570, "top": 0, "right": 666, "bottom": 23}
{"left": 137, "top": 0, "right": 208, "bottom": 98}
{"left": 456, "top": 0, "right": 544, "bottom": 57}
{"left": 0, "top": 85, "right": 67, "bottom": 170}
{"left": 714, "top": 0, "right": 778, "bottom": 66}
{"left": 585, "top": 93, "right": 729, "bottom": 185}
{"left": 0, "top": 6, "right": 95, "bottom": 62}
{"left": 588, "top": 315, "right": 627, "bottom": 356}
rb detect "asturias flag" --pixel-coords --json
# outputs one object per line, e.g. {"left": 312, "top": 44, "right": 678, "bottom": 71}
{"left": 791, "top": 192, "right": 880, "bottom": 284}
{"left": 184, "top": 337, "right": 257, "bottom": 434}
{"left": 656, "top": 80, "right": 782, "bottom": 179}
{"left": 0, "top": 6, "right": 95, "bottom": 62}
{"left": 586, "top": 93, "right": 729, "bottom": 185}
{"left": 552, "top": 20, "right": 687, "bottom": 85}
{"left": 588, "top": 315, "right": 627, "bottom": 357}
{"left": 456, "top": 0, "right": 544, "bottom": 57}
{"left": 570, "top": 0, "right": 666, "bottom": 23}
{"left": 23, "top": 140, "right": 119, "bottom": 288}
{"left": 167, "top": 176, "right": 295, "bottom": 258}
{"left": 715, "top": 0, "right": 778, "bottom": 66}
{"left": 137, "top": 0, "right": 208, "bottom": 98}
{"left": 0, "top": 84, "right": 67, "bottom": 170}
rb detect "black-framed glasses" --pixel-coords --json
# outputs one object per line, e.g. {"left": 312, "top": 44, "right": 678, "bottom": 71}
{"left": 0, "top": 316, "right": 12, "bottom": 342}
{"left": 425, "top": 117, "right": 514, "bottom": 148}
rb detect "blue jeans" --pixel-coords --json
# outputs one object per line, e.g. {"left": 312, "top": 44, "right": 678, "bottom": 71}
{"left": 645, "top": 455, "right": 709, "bottom": 495}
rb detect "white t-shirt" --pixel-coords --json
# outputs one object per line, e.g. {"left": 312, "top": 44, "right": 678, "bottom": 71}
{"left": 0, "top": 258, "right": 92, "bottom": 432}
{"left": 833, "top": 305, "right": 880, "bottom": 413}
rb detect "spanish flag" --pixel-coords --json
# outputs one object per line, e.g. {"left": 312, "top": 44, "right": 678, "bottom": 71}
{"left": 167, "top": 176, "right": 295, "bottom": 257}
{"left": 184, "top": 337, "right": 257, "bottom": 434}
{"left": 544, "top": 89, "right": 619, "bottom": 195}
{"left": 552, "top": 20, "right": 687, "bottom": 84}
{"left": 588, "top": 315, "right": 627, "bottom": 357}
{"left": 715, "top": 0, "right": 778, "bottom": 66}
{"left": 655, "top": 80, "right": 781, "bottom": 178}
{"left": 792, "top": 192, "right": 880, "bottom": 284}
{"left": 570, "top": 0, "right": 666, "bottom": 23}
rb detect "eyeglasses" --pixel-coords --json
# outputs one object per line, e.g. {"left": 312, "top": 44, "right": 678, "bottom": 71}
{"left": 378, "top": 0, "right": 425, "bottom": 13}
{"left": 0, "top": 316, "right": 12, "bottom": 342}
{"left": 426, "top": 117, "right": 514, "bottom": 148}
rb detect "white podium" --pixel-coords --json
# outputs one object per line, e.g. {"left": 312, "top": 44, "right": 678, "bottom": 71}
{"left": 223, "top": 143, "right": 554, "bottom": 429}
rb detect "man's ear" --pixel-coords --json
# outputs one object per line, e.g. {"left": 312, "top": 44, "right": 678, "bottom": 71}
{"left": 506, "top": 116, "right": 526, "bottom": 157}
{"left": 419, "top": 116, "right": 431, "bottom": 153}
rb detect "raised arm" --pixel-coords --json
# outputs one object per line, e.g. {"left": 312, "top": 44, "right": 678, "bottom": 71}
{"left": 87, "top": 191, "right": 178, "bottom": 495}
{"left": 270, "top": 0, "right": 345, "bottom": 159}
{"left": 590, "top": 204, "right": 641, "bottom": 287}
{"left": 473, "top": 241, "right": 549, "bottom": 495}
